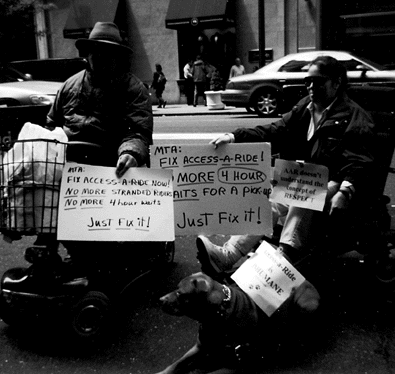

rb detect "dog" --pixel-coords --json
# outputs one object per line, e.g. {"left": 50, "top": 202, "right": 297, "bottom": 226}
{"left": 154, "top": 272, "right": 320, "bottom": 374}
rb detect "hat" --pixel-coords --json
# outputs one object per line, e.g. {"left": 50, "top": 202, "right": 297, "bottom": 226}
{"left": 75, "top": 22, "right": 132, "bottom": 54}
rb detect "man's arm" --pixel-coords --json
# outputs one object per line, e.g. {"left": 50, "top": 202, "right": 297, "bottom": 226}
{"left": 117, "top": 77, "right": 153, "bottom": 167}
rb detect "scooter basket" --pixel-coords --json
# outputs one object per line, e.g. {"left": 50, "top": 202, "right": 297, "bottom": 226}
{"left": 0, "top": 139, "right": 66, "bottom": 235}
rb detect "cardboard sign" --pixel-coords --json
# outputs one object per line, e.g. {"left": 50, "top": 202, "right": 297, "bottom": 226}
{"left": 231, "top": 241, "right": 305, "bottom": 316}
{"left": 270, "top": 159, "right": 329, "bottom": 211}
{"left": 57, "top": 163, "right": 174, "bottom": 242}
{"left": 150, "top": 143, "right": 273, "bottom": 236}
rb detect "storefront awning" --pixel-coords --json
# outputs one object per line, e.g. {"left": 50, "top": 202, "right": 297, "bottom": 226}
{"left": 165, "top": 0, "right": 234, "bottom": 29}
{"left": 63, "top": 0, "right": 119, "bottom": 39}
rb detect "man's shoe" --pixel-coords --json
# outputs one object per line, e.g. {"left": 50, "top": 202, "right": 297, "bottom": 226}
{"left": 163, "top": 101, "right": 167, "bottom": 108}
{"left": 196, "top": 235, "right": 240, "bottom": 275}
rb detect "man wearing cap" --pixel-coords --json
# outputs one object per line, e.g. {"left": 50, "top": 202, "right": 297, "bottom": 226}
{"left": 47, "top": 22, "right": 152, "bottom": 177}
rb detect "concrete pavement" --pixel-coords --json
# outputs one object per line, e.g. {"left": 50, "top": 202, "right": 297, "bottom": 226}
{"left": 152, "top": 103, "right": 248, "bottom": 117}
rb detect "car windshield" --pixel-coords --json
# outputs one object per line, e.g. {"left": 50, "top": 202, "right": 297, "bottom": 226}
{"left": 254, "top": 52, "right": 387, "bottom": 75}
{"left": 0, "top": 65, "right": 28, "bottom": 83}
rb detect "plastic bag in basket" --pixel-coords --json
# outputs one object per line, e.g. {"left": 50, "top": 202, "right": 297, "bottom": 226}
{"left": 1, "top": 122, "right": 68, "bottom": 235}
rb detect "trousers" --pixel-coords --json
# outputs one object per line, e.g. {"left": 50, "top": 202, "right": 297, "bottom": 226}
{"left": 223, "top": 203, "right": 326, "bottom": 256}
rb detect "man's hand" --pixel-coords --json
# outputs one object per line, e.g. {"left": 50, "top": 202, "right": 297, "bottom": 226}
{"left": 209, "top": 133, "right": 233, "bottom": 148}
{"left": 116, "top": 153, "right": 138, "bottom": 178}
{"left": 329, "top": 191, "right": 349, "bottom": 215}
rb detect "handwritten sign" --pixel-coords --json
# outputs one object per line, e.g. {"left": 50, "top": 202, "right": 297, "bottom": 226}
{"left": 231, "top": 241, "right": 305, "bottom": 316}
{"left": 150, "top": 143, "right": 272, "bottom": 236}
{"left": 270, "top": 159, "right": 328, "bottom": 211}
{"left": 57, "top": 163, "right": 174, "bottom": 242}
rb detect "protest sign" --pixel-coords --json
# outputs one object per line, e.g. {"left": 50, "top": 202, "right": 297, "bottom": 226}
{"left": 270, "top": 159, "right": 328, "bottom": 211}
{"left": 150, "top": 143, "right": 272, "bottom": 236}
{"left": 57, "top": 163, "right": 174, "bottom": 242}
{"left": 231, "top": 241, "right": 305, "bottom": 316}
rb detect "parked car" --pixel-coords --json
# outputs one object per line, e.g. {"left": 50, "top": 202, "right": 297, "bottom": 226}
{"left": 10, "top": 57, "right": 88, "bottom": 82}
{"left": 0, "top": 63, "right": 61, "bottom": 107}
{"left": 221, "top": 50, "right": 395, "bottom": 117}
{"left": 0, "top": 64, "right": 62, "bottom": 140}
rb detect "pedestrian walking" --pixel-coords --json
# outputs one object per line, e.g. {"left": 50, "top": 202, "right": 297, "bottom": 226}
{"left": 151, "top": 63, "right": 167, "bottom": 108}
{"left": 183, "top": 58, "right": 194, "bottom": 105}
{"left": 192, "top": 55, "right": 207, "bottom": 106}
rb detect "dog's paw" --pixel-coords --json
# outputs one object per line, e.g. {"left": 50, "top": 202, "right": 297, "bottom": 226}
{"left": 292, "top": 280, "right": 320, "bottom": 313}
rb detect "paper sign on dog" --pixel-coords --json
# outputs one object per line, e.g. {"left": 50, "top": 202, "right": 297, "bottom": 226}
{"left": 231, "top": 241, "right": 305, "bottom": 316}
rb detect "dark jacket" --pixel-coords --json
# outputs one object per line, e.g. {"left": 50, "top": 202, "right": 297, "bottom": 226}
{"left": 192, "top": 59, "right": 207, "bottom": 83}
{"left": 233, "top": 93, "right": 376, "bottom": 192}
{"left": 152, "top": 71, "right": 166, "bottom": 93}
{"left": 47, "top": 70, "right": 153, "bottom": 166}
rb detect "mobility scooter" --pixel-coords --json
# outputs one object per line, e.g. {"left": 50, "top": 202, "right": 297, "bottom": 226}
{"left": 0, "top": 134, "right": 175, "bottom": 342}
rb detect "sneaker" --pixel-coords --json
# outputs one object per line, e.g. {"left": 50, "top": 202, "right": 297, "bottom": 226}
{"left": 196, "top": 235, "right": 240, "bottom": 275}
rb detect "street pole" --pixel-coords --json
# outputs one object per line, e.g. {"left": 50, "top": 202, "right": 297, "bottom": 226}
{"left": 258, "top": 0, "right": 265, "bottom": 67}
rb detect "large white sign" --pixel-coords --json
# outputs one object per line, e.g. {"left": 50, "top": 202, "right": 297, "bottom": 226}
{"left": 151, "top": 143, "right": 273, "bottom": 236}
{"left": 57, "top": 163, "right": 174, "bottom": 241}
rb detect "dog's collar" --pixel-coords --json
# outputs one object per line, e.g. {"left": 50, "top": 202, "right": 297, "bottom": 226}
{"left": 222, "top": 285, "right": 231, "bottom": 304}
{"left": 215, "top": 285, "right": 232, "bottom": 318}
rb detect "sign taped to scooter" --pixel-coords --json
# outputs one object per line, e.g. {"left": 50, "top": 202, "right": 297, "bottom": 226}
{"left": 57, "top": 163, "right": 175, "bottom": 241}
{"left": 270, "top": 159, "right": 329, "bottom": 211}
{"left": 231, "top": 240, "right": 305, "bottom": 316}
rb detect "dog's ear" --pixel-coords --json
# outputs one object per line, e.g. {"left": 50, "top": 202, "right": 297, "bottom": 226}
{"left": 192, "top": 278, "right": 211, "bottom": 294}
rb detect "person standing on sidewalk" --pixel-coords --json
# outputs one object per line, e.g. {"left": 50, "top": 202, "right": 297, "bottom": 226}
{"left": 192, "top": 55, "right": 207, "bottom": 106}
{"left": 183, "top": 58, "right": 194, "bottom": 105}
{"left": 229, "top": 57, "right": 245, "bottom": 79}
{"left": 151, "top": 63, "right": 167, "bottom": 108}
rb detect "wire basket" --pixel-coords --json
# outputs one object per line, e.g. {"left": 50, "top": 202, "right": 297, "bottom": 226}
{"left": 0, "top": 138, "right": 67, "bottom": 235}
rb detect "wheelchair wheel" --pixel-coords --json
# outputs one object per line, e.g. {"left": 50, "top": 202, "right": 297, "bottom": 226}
{"left": 69, "top": 290, "right": 112, "bottom": 341}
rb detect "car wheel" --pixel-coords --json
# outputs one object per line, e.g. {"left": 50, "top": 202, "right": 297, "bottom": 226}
{"left": 0, "top": 292, "right": 19, "bottom": 326}
{"left": 253, "top": 88, "right": 280, "bottom": 117}
{"left": 69, "top": 291, "right": 112, "bottom": 341}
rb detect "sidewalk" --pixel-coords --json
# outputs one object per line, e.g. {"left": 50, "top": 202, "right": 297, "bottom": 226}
{"left": 152, "top": 103, "right": 247, "bottom": 116}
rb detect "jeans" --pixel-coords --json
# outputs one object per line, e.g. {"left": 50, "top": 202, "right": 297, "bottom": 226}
{"left": 223, "top": 181, "right": 340, "bottom": 256}
{"left": 223, "top": 203, "right": 325, "bottom": 256}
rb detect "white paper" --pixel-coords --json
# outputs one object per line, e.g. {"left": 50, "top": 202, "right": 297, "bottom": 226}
{"left": 231, "top": 241, "right": 305, "bottom": 316}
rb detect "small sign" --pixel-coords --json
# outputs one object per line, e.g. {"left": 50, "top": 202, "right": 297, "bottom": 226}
{"left": 231, "top": 241, "right": 305, "bottom": 316}
{"left": 270, "top": 159, "right": 328, "bottom": 211}
{"left": 248, "top": 48, "right": 273, "bottom": 63}
{"left": 57, "top": 163, "right": 174, "bottom": 242}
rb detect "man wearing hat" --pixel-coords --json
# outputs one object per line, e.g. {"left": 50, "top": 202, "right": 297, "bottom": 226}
{"left": 42, "top": 22, "right": 153, "bottom": 274}
{"left": 47, "top": 22, "right": 152, "bottom": 176}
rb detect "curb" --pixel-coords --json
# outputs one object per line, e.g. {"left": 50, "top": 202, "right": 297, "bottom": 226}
{"left": 152, "top": 106, "right": 247, "bottom": 117}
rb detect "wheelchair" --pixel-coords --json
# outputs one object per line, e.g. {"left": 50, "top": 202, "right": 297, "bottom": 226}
{"left": 203, "top": 85, "right": 395, "bottom": 308}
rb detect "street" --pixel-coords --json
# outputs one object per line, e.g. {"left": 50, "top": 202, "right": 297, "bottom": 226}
{"left": 1, "top": 235, "right": 395, "bottom": 374}
{"left": 0, "top": 112, "right": 394, "bottom": 373}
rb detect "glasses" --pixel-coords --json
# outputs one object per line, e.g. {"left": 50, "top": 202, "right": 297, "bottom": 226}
{"left": 304, "top": 76, "right": 330, "bottom": 87}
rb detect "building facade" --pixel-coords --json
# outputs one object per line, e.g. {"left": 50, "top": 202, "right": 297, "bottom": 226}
{"left": 21, "top": 0, "right": 395, "bottom": 103}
